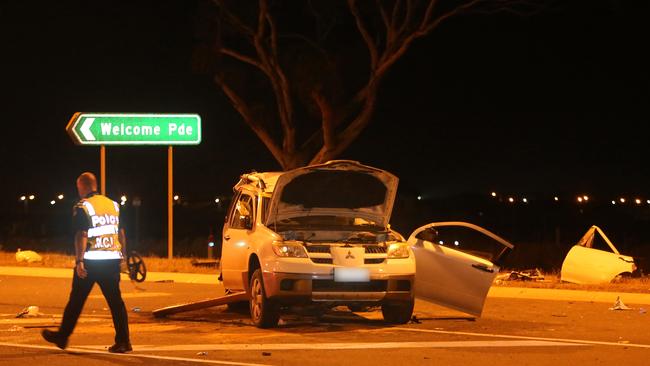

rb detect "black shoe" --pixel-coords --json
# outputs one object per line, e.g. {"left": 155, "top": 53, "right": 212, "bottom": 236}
{"left": 108, "top": 342, "right": 132, "bottom": 353}
{"left": 41, "top": 329, "right": 68, "bottom": 350}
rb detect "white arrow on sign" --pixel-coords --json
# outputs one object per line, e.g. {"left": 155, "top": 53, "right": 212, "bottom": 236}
{"left": 80, "top": 117, "right": 96, "bottom": 141}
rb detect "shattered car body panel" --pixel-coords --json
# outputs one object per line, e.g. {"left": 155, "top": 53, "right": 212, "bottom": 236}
{"left": 266, "top": 160, "right": 398, "bottom": 228}
{"left": 408, "top": 222, "right": 514, "bottom": 317}
{"left": 560, "top": 225, "right": 636, "bottom": 285}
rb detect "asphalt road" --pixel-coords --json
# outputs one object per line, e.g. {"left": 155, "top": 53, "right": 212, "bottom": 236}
{"left": 1, "top": 272, "right": 649, "bottom": 366}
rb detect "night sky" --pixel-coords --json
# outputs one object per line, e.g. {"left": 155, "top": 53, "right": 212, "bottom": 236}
{"left": 2, "top": 0, "right": 649, "bottom": 208}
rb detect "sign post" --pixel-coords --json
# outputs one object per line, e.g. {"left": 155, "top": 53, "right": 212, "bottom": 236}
{"left": 67, "top": 113, "right": 201, "bottom": 260}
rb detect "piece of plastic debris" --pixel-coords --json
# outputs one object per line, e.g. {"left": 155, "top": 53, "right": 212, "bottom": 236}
{"left": 262, "top": 352, "right": 272, "bottom": 356}
{"left": 16, "top": 306, "right": 42, "bottom": 318}
{"left": 132, "top": 307, "right": 141, "bottom": 313}
{"left": 196, "top": 351, "right": 208, "bottom": 356}
{"left": 609, "top": 296, "right": 632, "bottom": 311}
{"left": 409, "top": 315, "right": 421, "bottom": 324}
{"left": 15, "top": 249, "right": 43, "bottom": 263}
{"left": 500, "top": 268, "right": 545, "bottom": 282}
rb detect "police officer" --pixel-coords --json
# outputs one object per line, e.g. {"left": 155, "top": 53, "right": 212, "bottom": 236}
{"left": 42, "top": 172, "right": 132, "bottom": 353}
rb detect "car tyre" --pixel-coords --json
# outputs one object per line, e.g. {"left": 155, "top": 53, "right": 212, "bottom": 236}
{"left": 249, "top": 269, "right": 280, "bottom": 328}
{"left": 381, "top": 299, "right": 414, "bottom": 324}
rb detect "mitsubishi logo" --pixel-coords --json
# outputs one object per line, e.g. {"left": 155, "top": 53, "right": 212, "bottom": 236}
{"left": 345, "top": 251, "right": 355, "bottom": 259}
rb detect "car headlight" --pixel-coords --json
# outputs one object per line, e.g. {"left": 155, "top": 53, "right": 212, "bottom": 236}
{"left": 387, "top": 243, "right": 410, "bottom": 259}
{"left": 272, "top": 241, "right": 308, "bottom": 258}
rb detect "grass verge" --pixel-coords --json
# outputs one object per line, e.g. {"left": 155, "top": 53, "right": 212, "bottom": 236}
{"left": 2, "top": 251, "right": 219, "bottom": 274}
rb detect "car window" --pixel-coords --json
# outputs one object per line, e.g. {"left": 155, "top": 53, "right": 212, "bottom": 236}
{"left": 415, "top": 226, "right": 505, "bottom": 263}
{"left": 231, "top": 194, "right": 255, "bottom": 230}
{"left": 225, "top": 192, "right": 241, "bottom": 225}
{"left": 260, "top": 197, "right": 270, "bottom": 223}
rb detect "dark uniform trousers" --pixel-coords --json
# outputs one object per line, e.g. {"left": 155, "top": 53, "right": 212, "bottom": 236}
{"left": 59, "top": 259, "right": 130, "bottom": 343}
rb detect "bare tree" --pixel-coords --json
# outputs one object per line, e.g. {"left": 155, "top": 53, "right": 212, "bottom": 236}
{"left": 193, "top": 0, "right": 543, "bottom": 170}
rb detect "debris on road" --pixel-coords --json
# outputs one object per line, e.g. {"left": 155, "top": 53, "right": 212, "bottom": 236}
{"left": 132, "top": 307, "right": 141, "bottom": 313}
{"left": 609, "top": 296, "right": 632, "bottom": 311}
{"left": 262, "top": 352, "right": 272, "bottom": 356}
{"left": 495, "top": 268, "right": 545, "bottom": 283}
{"left": 15, "top": 249, "right": 43, "bottom": 263}
{"left": 196, "top": 351, "right": 208, "bottom": 356}
{"left": 16, "top": 305, "right": 43, "bottom": 318}
{"left": 561, "top": 225, "right": 637, "bottom": 285}
{"left": 7, "top": 325, "right": 23, "bottom": 332}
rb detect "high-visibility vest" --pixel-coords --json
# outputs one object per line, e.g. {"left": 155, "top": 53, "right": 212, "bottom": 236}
{"left": 76, "top": 194, "right": 123, "bottom": 260}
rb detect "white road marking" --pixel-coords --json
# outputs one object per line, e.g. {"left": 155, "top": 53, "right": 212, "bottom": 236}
{"left": 0, "top": 342, "right": 269, "bottom": 366}
{"left": 73, "top": 340, "right": 581, "bottom": 352}
{"left": 89, "top": 292, "right": 170, "bottom": 299}
{"left": 394, "top": 327, "right": 650, "bottom": 349}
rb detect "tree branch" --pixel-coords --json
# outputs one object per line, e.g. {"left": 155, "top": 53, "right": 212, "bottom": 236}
{"left": 214, "top": 74, "right": 285, "bottom": 167}
{"left": 311, "top": 85, "right": 378, "bottom": 165}
{"left": 266, "top": 12, "right": 295, "bottom": 153}
{"left": 312, "top": 90, "right": 335, "bottom": 154}
{"left": 220, "top": 48, "right": 266, "bottom": 72}
{"left": 213, "top": 0, "right": 255, "bottom": 37}
{"left": 348, "top": 0, "right": 379, "bottom": 72}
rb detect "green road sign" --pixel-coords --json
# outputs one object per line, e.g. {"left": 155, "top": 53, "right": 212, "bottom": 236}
{"left": 66, "top": 113, "right": 201, "bottom": 145}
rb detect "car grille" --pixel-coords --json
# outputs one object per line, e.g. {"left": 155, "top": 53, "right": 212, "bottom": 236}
{"left": 305, "top": 245, "right": 387, "bottom": 254}
{"left": 310, "top": 258, "right": 385, "bottom": 265}
{"left": 312, "top": 280, "right": 387, "bottom": 292}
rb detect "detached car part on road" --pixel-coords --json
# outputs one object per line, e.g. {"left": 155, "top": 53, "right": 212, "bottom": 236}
{"left": 560, "top": 225, "right": 637, "bottom": 285}
{"left": 220, "top": 160, "right": 514, "bottom": 328}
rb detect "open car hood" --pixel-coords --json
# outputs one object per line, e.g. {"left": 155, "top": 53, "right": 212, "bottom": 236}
{"left": 265, "top": 160, "right": 399, "bottom": 228}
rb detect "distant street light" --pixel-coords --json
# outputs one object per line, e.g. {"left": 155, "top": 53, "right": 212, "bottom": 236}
{"left": 215, "top": 198, "right": 220, "bottom": 203}
{"left": 491, "top": 192, "right": 497, "bottom": 197}
{"left": 611, "top": 200, "right": 616, "bottom": 205}
{"left": 522, "top": 198, "right": 528, "bottom": 203}
{"left": 29, "top": 195, "right": 35, "bottom": 200}
{"left": 58, "top": 194, "right": 64, "bottom": 200}
{"left": 20, "top": 196, "right": 26, "bottom": 201}
{"left": 50, "top": 200, "right": 56, "bottom": 205}
{"left": 417, "top": 196, "right": 422, "bottom": 201}
{"left": 121, "top": 195, "right": 127, "bottom": 202}
{"left": 577, "top": 197, "right": 583, "bottom": 203}
{"left": 635, "top": 198, "right": 642, "bottom": 205}
{"left": 583, "top": 195, "right": 589, "bottom": 201}
{"left": 508, "top": 197, "right": 514, "bottom": 203}
{"left": 173, "top": 195, "right": 180, "bottom": 201}
{"left": 554, "top": 196, "right": 559, "bottom": 202}
{"left": 620, "top": 198, "right": 626, "bottom": 203}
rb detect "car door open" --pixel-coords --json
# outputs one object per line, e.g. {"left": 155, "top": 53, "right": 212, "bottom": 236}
{"left": 408, "top": 222, "right": 514, "bottom": 317}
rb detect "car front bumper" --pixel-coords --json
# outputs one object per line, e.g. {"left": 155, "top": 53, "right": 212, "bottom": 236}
{"left": 262, "top": 271, "right": 414, "bottom": 304}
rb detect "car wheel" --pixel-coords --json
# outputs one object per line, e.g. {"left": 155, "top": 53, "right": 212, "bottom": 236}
{"left": 249, "top": 269, "right": 280, "bottom": 328}
{"left": 381, "top": 299, "right": 414, "bottom": 324}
